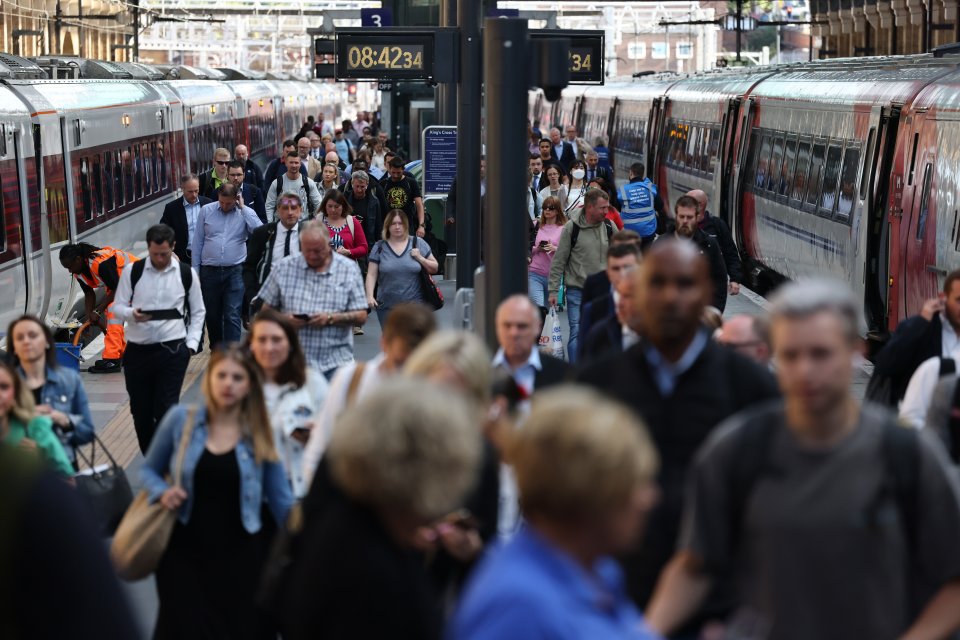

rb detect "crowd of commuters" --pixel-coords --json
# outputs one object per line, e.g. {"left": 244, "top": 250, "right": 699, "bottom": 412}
{"left": 7, "top": 110, "right": 960, "bottom": 640}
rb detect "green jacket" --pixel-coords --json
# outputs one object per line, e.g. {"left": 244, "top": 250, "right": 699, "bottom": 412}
{"left": 548, "top": 210, "right": 611, "bottom": 294}
{"left": 2, "top": 416, "right": 75, "bottom": 477}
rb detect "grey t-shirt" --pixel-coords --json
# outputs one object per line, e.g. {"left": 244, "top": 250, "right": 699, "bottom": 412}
{"left": 681, "top": 401, "right": 960, "bottom": 640}
{"left": 369, "top": 236, "right": 432, "bottom": 310}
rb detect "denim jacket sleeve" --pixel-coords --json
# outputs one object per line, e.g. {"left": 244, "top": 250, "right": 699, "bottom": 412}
{"left": 140, "top": 404, "right": 187, "bottom": 503}
{"left": 56, "top": 368, "right": 95, "bottom": 446}
{"left": 263, "top": 459, "right": 294, "bottom": 527}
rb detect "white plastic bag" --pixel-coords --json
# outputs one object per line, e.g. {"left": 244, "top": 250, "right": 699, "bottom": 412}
{"left": 549, "top": 306, "right": 565, "bottom": 360}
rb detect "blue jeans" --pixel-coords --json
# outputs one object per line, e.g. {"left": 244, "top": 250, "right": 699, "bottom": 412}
{"left": 199, "top": 265, "right": 244, "bottom": 347}
{"left": 528, "top": 272, "right": 549, "bottom": 310}
{"left": 565, "top": 286, "right": 582, "bottom": 364}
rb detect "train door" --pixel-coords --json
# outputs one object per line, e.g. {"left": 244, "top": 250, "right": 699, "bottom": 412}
{"left": 646, "top": 98, "right": 664, "bottom": 172}
{"left": 729, "top": 97, "right": 756, "bottom": 249}
{"left": 863, "top": 105, "right": 901, "bottom": 336}
{"left": 900, "top": 111, "right": 940, "bottom": 320}
{"left": 0, "top": 122, "right": 32, "bottom": 330}
{"left": 40, "top": 116, "right": 73, "bottom": 325}
{"left": 718, "top": 97, "right": 741, "bottom": 226}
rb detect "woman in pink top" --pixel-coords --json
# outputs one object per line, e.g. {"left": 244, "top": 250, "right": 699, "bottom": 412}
{"left": 528, "top": 195, "right": 567, "bottom": 314}
{"left": 317, "top": 189, "right": 368, "bottom": 261}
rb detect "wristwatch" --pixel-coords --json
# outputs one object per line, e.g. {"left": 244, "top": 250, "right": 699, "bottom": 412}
{"left": 418, "top": 223, "right": 425, "bottom": 228}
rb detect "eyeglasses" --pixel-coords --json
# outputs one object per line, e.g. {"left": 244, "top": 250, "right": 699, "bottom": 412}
{"left": 542, "top": 205, "right": 557, "bottom": 210}
{"left": 215, "top": 160, "right": 229, "bottom": 165}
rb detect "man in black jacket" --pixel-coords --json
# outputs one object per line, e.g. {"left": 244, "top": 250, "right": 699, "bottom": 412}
{"left": 688, "top": 189, "right": 743, "bottom": 296}
{"left": 660, "top": 195, "right": 728, "bottom": 312}
{"left": 343, "top": 171, "right": 383, "bottom": 245}
{"left": 235, "top": 144, "right": 264, "bottom": 191}
{"left": 227, "top": 160, "right": 267, "bottom": 222}
{"left": 198, "top": 147, "right": 231, "bottom": 200}
{"left": 494, "top": 295, "right": 569, "bottom": 393}
{"left": 159, "top": 174, "right": 211, "bottom": 265}
{"left": 243, "top": 191, "right": 303, "bottom": 308}
{"left": 581, "top": 267, "right": 641, "bottom": 364}
{"left": 870, "top": 269, "right": 960, "bottom": 405}
{"left": 577, "top": 240, "right": 779, "bottom": 631}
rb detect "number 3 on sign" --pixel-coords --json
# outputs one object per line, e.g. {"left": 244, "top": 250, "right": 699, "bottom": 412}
{"left": 371, "top": 14, "right": 382, "bottom": 27}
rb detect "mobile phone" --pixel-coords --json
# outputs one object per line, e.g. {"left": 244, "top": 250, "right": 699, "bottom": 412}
{"left": 539, "top": 240, "right": 549, "bottom": 248}
{"left": 294, "top": 313, "right": 311, "bottom": 321}
{"left": 141, "top": 308, "right": 182, "bottom": 320}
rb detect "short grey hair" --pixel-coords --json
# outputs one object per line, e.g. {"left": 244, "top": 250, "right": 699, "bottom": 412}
{"left": 180, "top": 173, "right": 199, "bottom": 186}
{"left": 277, "top": 191, "right": 303, "bottom": 208}
{"left": 327, "top": 378, "right": 482, "bottom": 520}
{"left": 768, "top": 279, "right": 862, "bottom": 342}
{"left": 351, "top": 170, "right": 369, "bottom": 184}
{"left": 300, "top": 218, "right": 329, "bottom": 239}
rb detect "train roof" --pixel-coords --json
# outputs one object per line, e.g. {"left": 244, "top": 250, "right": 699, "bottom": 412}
{"left": 7, "top": 79, "right": 166, "bottom": 112}
{"left": 158, "top": 79, "right": 239, "bottom": 105}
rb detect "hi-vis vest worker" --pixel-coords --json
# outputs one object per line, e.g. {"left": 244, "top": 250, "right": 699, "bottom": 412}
{"left": 59, "top": 243, "right": 139, "bottom": 373}
{"left": 617, "top": 165, "right": 659, "bottom": 239}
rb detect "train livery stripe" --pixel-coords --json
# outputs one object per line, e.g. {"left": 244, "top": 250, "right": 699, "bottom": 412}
{"left": 758, "top": 213, "right": 846, "bottom": 258}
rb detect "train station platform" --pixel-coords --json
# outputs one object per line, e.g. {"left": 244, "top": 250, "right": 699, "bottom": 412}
{"left": 76, "top": 277, "right": 869, "bottom": 637}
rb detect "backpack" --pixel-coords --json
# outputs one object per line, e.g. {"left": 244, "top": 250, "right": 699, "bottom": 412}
{"left": 129, "top": 259, "right": 193, "bottom": 321}
{"left": 569, "top": 218, "right": 614, "bottom": 252}
{"left": 726, "top": 409, "right": 920, "bottom": 567}
{"left": 276, "top": 173, "right": 317, "bottom": 215}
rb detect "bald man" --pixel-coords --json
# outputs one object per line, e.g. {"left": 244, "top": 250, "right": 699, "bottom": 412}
{"left": 577, "top": 239, "right": 778, "bottom": 624}
{"left": 494, "top": 294, "right": 570, "bottom": 394}
{"left": 687, "top": 189, "right": 742, "bottom": 295}
{"left": 717, "top": 314, "right": 772, "bottom": 367}
{"left": 234, "top": 144, "right": 264, "bottom": 191}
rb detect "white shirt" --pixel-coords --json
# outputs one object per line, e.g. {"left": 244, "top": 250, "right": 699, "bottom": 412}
{"left": 112, "top": 258, "right": 206, "bottom": 351}
{"left": 271, "top": 224, "right": 301, "bottom": 265}
{"left": 184, "top": 198, "right": 202, "bottom": 247}
{"left": 554, "top": 142, "right": 565, "bottom": 160}
{"left": 493, "top": 347, "right": 542, "bottom": 396}
{"left": 301, "top": 353, "right": 390, "bottom": 487}
{"left": 900, "top": 320, "right": 960, "bottom": 428}
{"left": 622, "top": 325, "right": 640, "bottom": 351}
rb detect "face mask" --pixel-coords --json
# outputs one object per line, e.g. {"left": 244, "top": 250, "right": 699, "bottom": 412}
{"left": 571, "top": 169, "right": 585, "bottom": 180}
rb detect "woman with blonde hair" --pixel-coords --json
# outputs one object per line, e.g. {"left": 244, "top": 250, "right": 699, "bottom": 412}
{"left": 0, "top": 358, "right": 73, "bottom": 476}
{"left": 142, "top": 346, "right": 293, "bottom": 639}
{"left": 403, "top": 330, "right": 492, "bottom": 407}
{"left": 452, "top": 385, "right": 661, "bottom": 639}
{"left": 317, "top": 162, "right": 341, "bottom": 192}
{"left": 280, "top": 378, "right": 481, "bottom": 639}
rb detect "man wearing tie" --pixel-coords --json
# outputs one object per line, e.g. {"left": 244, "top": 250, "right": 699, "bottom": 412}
{"left": 529, "top": 155, "right": 545, "bottom": 193}
{"left": 227, "top": 160, "right": 267, "bottom": 222}
{"left": 159, "top": 174, "right": 211, "bottom": 265}
{"left": 585, "top": 150, "right": 611, "bottom": 183}
{"left": 244, "top": 191, "right": 303, "bottom": 311}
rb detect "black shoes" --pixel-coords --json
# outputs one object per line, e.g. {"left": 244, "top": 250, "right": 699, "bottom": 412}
{"left": 88, "top": 358, "right": 122, "bottom": 374}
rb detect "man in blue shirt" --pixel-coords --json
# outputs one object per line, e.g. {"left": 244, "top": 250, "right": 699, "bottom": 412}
{"left": 192, "top": 182, "right": 262, "bottom": 346}
{"left": 450, "top": 386, "right": 661, "bottom": 640}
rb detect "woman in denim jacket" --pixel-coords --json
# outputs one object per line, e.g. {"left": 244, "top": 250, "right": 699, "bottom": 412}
{"left": 8, "top": 315, "right": 94, "bottom": 465}
{"left": 141, "top": 345, "right": 293, "bottom": 640}
{"left": 246, "top": 309, "right": 328, "bottom": 499}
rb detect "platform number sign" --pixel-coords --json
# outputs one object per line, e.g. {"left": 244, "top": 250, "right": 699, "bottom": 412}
{"left": 361, "top": 8, "right": 392, "bottom": 28}
{"left": 530, "top": 30, "right": 605, "bottom": 85}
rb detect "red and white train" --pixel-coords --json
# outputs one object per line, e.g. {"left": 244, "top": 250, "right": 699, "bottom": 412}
{"left": 532, "top": 51, "right": 960, "bottom": 342}
{"left": 0, "top": 53, "right": 344, "bottom": 336}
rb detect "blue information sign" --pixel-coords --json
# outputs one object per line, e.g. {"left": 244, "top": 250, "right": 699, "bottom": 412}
{"left": 360, "top": 8, "right": 393, "bottom": 27}
{"left": 422, "top": 126, "right": 457, "bottom": 196}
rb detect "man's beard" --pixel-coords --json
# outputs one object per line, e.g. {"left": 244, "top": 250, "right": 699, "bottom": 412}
{"left": 677, "top": 225, "right": 695, "bottom": 238}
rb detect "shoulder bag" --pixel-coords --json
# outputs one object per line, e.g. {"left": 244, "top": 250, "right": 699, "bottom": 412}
{"left": 73, "top": 434, "right": 134, "bottom": 537}
{"left": 416, "top": 239, "right": 444, "bottom": 310}
{"left": 109, "top": 407, "right": 197, "bottom": 581}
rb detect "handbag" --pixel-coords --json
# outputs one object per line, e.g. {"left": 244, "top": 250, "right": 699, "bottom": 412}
{"left": 419, "top": 267, "right": 444, "bottom": 310}
{"left": 109, "top": 407, "right": 197, "bottom": 581}
{"left": 73, "top": 434, "right": 134, "bottom": 536}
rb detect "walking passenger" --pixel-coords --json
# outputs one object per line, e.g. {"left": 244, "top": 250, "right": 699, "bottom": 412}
{"left": 142, "top": 346, "right": 293, "bottom": 640}
{"left": 8, "top": 315, "right": 94, "bottom": 466}
{"left": 528, "top": 196, "right": 566, "bottom": 315}
{"left": 264, "top": 152, "right": 322, "bottom": 222}
{"left": 160, "top": 174, "right": 211, "bottom": 265}
{"left": 198, "top": 147, "right": 231, "bottom": 200}
{"left": 663, "top": 195, "right": 728, "bottom": 312}
{"left": 320, "top": 189, "right": 369, "bottom": 263}
{"left": 647, "top": 279, "right": 960, "bottom": 640}
{"left": 243, "top": 191, "right": 303, "bottom": 311}
{"left": 247, "top": 309, "right": 328, "bottom": 498}
{"left": 59, "top": 242, "right": 139, "bottom": 373}
{"left": 113, "top": 224, "right": 205, "bottom": 453}
{"left": 234, "top": 144, "right": 264, "bottom": 191}
{"left": 618, "top": 162, "right": 660, "bottom": 244}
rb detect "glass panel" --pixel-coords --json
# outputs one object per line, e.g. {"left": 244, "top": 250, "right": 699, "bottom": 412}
{"left": 91, "top": 155, "right": 103, "bottom": 216}
{"left": 917, "top": 164, "right": 933, "bottom": 240}
{"left": 79, "top": 157, "right": 93, "bottom": 222}
{"left": 754, "top": 134, "right": 772, "bottom": 189}
{"left": 806, "top": 143, "right": 826, "bottom": 206}
{"left": 766, "top": 136, "right": 785, "bottom": 193}
{"left": 791, "top": 141, "right": 811, "bottom": 202}
{"left": 836, "top": 147, "right": 860, "bottom": 222}
{"left": 121, "top": 148, "right": 132, "bottom": 204}
{"left": 819, "top": 145, "right": 843, "bottom": 213}
{"left": 779, "top": 138, "right": 797, "bottom": 196}
{"left": 102, "top": 151, "right": 113, "bottom": 211}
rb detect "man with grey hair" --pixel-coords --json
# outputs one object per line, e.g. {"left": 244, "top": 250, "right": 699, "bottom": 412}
{"left": 549, "top": 127, "right": 576, "bottom": 170}
{"left": 244, "top": 190, "right": 304, "bottom": 307}
{"left": 160, "top": 173, "right": 211, "bottom": 264}
{"left": 493, "top": 295, "right": 569, "bottom": 396}
{"left": 343, "top": 170, "right": 383, "bottom": 245}
{"left": 716, "top": 314, "right": 771, "bottom": 367}
{"left": 256, "top": 219, "right": 368, "bottom": 379}
{"left": 648, "top": 278, "right": 960, "bottom": 640}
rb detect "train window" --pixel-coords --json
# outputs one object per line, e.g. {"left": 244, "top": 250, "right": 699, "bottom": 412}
{"left": 91, "top": 155, "right": 103, "bottom": 216}
{"left": 766, "top": 136, "right": 785, "bottom": 193}
{"left": 0, "top": 174, "right": 6, "bottom": 251}
{"left": 780, "top": 137, "right": 798, "bottom": 197}
{"left": 78, "top": 157, "right": 94, "bottom": 222}
{"left": 860, "top": 127, "right": 876, "bottom": 200}
{"left": 687, "top": 126, "right": 700, "bottom": 169}
{"left": 791, "top": 141, "right": 811, "bottom": 202}
{"left": 132, "top": 145, "right": 143, "bottom": 201}
{"left": 916, "top": 164, "right": 932, "bottom": 240}
{"left": 102, "top": 152, "right": 113, "bottom": 211}
{"left": 159, "top": 140, "right": 168, "bottom": 190}
{"left": 150, "top": 141, "right": 159, "bottom": 192}
{"left": 113, "top": 149, "right": 124, "bottom": 207}
{"left": 707, "top": 125, "right": 721, "bottom": 173}
{"left": 753, "top": 134, "right": 773, "bottom": 189}
{"left": 121, "top": 148, "right": 133, "bottom": 205}
{"left": 908, "top": 132, "right": 919, "bottom": 185}
{"left": 835, "top": 147, "right": 860, "bottom": 223}
{"left": 73, "top": 120, "right": 82, "bottom": 148}
{"left": 698, "top": 127, "right": 711, "bottom": 172}
{"left": 141, "top": 143, "right": 152, "bottom": 195}
{"left": 0, "top": 124, "right": 6, "bottom": 157}
{"left": 806, "top": 143, "right": 826, "bottom": 207}
{"left": 819, "top": 145, "right": 843, "bottom": 214}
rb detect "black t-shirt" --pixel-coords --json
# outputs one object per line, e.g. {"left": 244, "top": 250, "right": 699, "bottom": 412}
{"left": 31, "top": 387, "right": 42, "bottom": 406}
{"left": 382, "top": 176, "right": 421, "bottom": 221}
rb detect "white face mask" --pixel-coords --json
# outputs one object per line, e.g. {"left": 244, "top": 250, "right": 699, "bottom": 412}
{"left": 571, "top": 169, "right": 585, "bottom": 180}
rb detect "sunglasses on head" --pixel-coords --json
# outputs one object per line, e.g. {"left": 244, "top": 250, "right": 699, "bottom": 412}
{"left": 279, "top": 199, "right": 301, "bottom": 207}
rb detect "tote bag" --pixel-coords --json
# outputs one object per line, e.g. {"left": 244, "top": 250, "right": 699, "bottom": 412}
{"left": 73, "top": 435, "right": 133, "bottom": 536}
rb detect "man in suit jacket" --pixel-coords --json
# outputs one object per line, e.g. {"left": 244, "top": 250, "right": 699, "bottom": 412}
{"left": 158, "top": 174, "right": 211, "bottom": 265}
{"left": 581, "top": 270, "right": 641, "bottom": 364}
{"left": 578, "top": 233, "right": 643, "bottom": 355}
{"left": 296, "top": 137, "right": 323, "bottom": 180}
{"left": 493, "top": 295, "right": 570, "bottom": 394}
{"left": 235, "top": 144, "right": 264, "bottom": 191}
{"left": 548, "top": 127, "right": 576, "bottom": 170}
{"left": 227, "top": 160, "right": 267, "bottom": 222}
{"left": 585, "top": 150, "right": 612, "bottom": 184}
{"left": 243, "top": 190, "right": 303, "bottom": 305}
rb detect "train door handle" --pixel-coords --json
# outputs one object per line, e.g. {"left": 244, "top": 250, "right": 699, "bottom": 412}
{"left": 926, "top": 264, "right": 948, "bottom": 276}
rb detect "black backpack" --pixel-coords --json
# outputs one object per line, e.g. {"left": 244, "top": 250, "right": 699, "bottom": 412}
{"left": 129, "top": 259, "right": 193, "bottom": 321}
